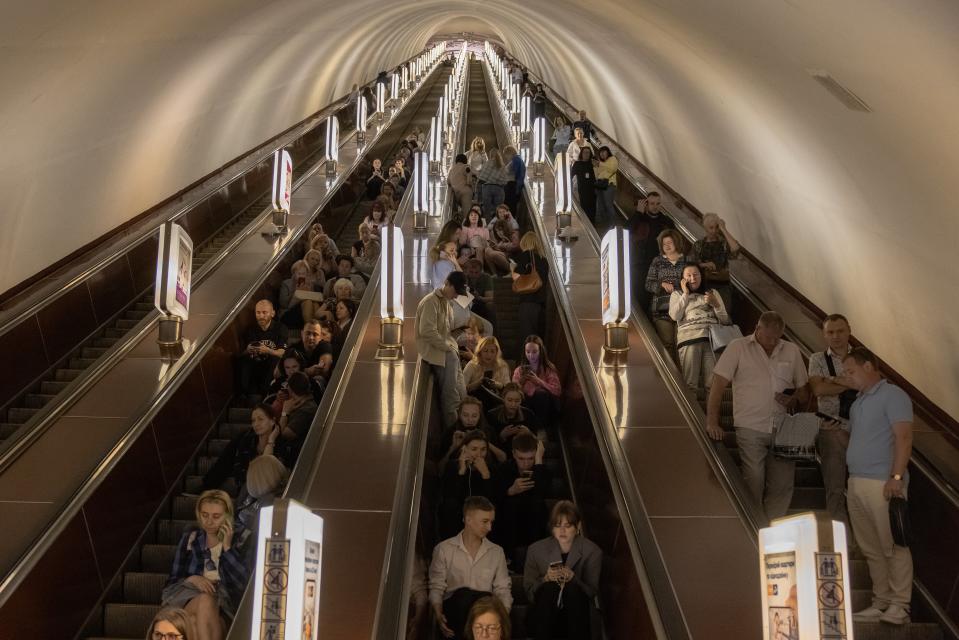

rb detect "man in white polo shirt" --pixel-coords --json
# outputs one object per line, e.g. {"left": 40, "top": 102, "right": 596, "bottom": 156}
{"left": 842, "top": 347, "right": 914, "bottom": 625}
{"left": 429, "top": 496, "right": 512, "bottom": 639}
{"left": 707, "top": 311, "right": 809, "bottom": 520}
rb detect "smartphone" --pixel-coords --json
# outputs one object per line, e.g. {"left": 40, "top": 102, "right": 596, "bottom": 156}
{"left": 521, "top": 470, "right": 534, "bottom": 479}
{"left": 548, "top": 560, "right": 565, "bottom": 570}
{"left": 217, "top": 524, "right": 227, "bottom": 542}
{"left": 815, "top": 412, "right": 844, "bottom": 423}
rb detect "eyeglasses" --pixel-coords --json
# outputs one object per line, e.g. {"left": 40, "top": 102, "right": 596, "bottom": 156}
{"left": 472, "top": 623, "right": 502, "bottom": 636}
{"left": 152, "top": 632, "right": 184, "bottom": 640}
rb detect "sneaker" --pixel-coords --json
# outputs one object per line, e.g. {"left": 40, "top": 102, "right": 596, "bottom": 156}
{"left": 879, "top": 604, "right": 910, "bottom": 625}
{"left": 852, "top": 606, "right": 885, "bottom": 622}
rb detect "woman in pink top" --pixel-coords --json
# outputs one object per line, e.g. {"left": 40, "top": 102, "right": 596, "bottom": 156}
{"left": 460, "top": 208, "right": 509, "bottom": 275}
{"left": 512, "top": 335, "right": 562, "bottom": 422}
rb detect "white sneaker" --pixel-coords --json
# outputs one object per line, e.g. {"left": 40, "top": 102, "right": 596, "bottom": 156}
{"left": 879, "top": 604, "right": 910, "bottom": 625}
{"left": 852, "top": 606, "right": 885, "bottom": 622}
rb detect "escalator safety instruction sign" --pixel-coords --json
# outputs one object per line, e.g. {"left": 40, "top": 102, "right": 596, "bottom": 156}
{"left": 815, "top": 552, "right": 847, "bottom": 639}
{"left": 764, "top": 551, "right": 799, "bottom": 640}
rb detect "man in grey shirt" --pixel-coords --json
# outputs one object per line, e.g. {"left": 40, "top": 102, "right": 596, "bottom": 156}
{"left": 429, "top": 496, "right": 511, "bottom": 639}
{"left": 843, "top": 347, "right": 914, "bottom": 626}
{"left": 808, "top": 314, "right": 857, "bottom": 524}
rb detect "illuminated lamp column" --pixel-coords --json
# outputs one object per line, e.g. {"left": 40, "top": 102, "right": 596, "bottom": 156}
{"left": 531, "top": 116, "right": 547, "bottom": 177}
{"left": 520, "top": 95, "right": 531, "bottom": 143}
{"left": 438, "top": 97, "right": 449, "bottom": 149}
{"left": 429, "top": 116, "right": 441, "bottom": 177}
{"left": 510, "top": 83, "right": 520, "bottom": 126}
{"left": 375, "top": 82, "right": 386, "bottom": 123}
{"left": 390, "top": 72, "right": 400, "bottom": 107}
{"left": 412, "top": 150, "right": 430, "bottom": 230}
{"left": 355, "top": 96, "right": 368, "bottom": 145}
{"left": 154, "top": 221, "right": 193, "bottom": 357}
{"left": 376, "top": 223, "right": 406, "bottom": 360}
{"left": 324, "top": 116, "right": 339, "bottom": 177}
{"left": 271, "top": 148, "right": 293, "bottom": 232}
{"left": 554, "top": 151, "right": 573, "bottom": 230}
{"left": 600, "top": 226, "right": 632, "bottom": 357}
{"left": 401, "top": 65, "right": 410, "bottom": 97}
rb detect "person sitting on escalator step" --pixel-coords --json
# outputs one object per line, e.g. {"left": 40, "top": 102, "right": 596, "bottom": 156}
{"left": 512, "top": 335, "right": 561, "bottom": 424}
{"left": 495, "top": 433, "right": 551, "bottom": 567}
{"left": 438, "top": 430, "right": 502, "bottom": 540}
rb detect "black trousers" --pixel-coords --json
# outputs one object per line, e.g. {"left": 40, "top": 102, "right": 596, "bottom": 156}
{"left": 443, "top": 587, "right": 490, "bottom": 640}
{"left": 237, "top": 356, "right": 276, "bottom": 396}
{"left": 528, "top": 580, "right": 591, "bottom": 640}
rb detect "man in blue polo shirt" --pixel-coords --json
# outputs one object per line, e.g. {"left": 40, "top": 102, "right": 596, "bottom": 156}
{"left": 842, "top": 347, "right": 914, "bottom": 625}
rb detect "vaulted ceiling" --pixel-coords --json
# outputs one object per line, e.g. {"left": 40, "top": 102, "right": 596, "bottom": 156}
{"left": 1, "top": 0, "right": 957, "bottom": 416}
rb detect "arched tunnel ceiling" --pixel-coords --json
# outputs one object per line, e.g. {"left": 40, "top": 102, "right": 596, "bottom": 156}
{"left": 1, "top": 0, "right": 957, "bottom": 417}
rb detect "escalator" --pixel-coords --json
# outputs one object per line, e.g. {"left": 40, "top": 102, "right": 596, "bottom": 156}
{"left": 0, "top": 53, "right": 453, "bottom": 640}
{"left": 77, "top": 65, "right": 458, "bottom": 640}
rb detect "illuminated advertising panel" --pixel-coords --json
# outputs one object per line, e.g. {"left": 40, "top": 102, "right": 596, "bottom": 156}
{"left": 271, "top": 149, "right": 293, "bottom": 213}
{"left": 154, "top": 222, "right": 193, "bottom": 320}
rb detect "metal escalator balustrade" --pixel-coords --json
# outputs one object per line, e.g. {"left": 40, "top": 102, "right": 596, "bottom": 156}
{"left": 0, "top": 55, "right": 450, "bottom": 640}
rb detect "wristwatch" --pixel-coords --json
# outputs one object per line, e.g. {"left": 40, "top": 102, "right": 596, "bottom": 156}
{"left": 891, "top": 473, "right": 903, "bottom": 481}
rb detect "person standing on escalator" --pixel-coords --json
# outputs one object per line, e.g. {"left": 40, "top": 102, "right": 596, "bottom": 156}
{"left": 593, "top": 146, "right": 619, "bottom": 229}
{"left": 629, "top": 191, "right": 674, "bottom": 312}
{"left": 510, "top": 232, "right": 549, "bottom": 341}
{"left": 415, "top": 272, "right": 468, "bottom": 427}
{"left": 503, "top": 146, "right": 526, "bottom": 218}
{"left": 571, "top": 146, "right": 597, "bottom": 225}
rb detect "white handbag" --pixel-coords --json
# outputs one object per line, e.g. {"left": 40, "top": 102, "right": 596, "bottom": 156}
{"left": 708, "top": 323, "right": 744, "bottom": 354}
{"left": 771, "top": 413, "right": 821, "bottom": 461}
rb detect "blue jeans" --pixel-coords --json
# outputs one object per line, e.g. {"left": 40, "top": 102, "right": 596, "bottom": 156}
{"left": 595, "top": 185, "right": 617, "bottom": 228}
{"left": 481, "top": 183, "right": 505, "bottom": 220}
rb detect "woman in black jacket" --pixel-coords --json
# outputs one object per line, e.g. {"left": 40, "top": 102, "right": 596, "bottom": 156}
{"left": 510, "top": 232, "right": 549, "bottom": 350}
{"left": 570, "top": 146, "right": 597, "bottom": 225}
{"left": 437, "top": 429, "right": 501, "bottom": 539}
{"left": 202, "top": 404, "right": 292, "bottom": 491}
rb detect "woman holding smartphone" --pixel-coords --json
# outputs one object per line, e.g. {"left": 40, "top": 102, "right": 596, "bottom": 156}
{"left": 162, "top": 490, "right": 249, "bottom": 640}
{"left": 524, "top": 501, "right": 602, "bottom": 640}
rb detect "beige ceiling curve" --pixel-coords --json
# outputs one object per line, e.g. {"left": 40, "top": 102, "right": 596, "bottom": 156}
{"left": 0, "top": 0, "right": 957, "bottom": 418}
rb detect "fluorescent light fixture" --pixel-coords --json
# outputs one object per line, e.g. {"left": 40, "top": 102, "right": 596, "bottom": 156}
{"left": 600, "top": 227, "right": 631, "bottom": 325}
{"left": 271, "top": 149, "right": 293, "bottom": 214}
{"left": 532, "top": 117, "right": 547, "bottom": 164}
{"left": 412, "top": 150, "right": 429, "bottom": 214}
{"left": 154, "top": 222, "right": 193, "bottom": 321}
{"left": 401, "top": 65, "right": 410, "bottom": 94}
{"left": 429, "top": 116, "right": 441, "bottom": 175}
{"left": 390, "top": 73, "right": 400, "bottom": 103}
{"left": 520, "top": 96, "right": 532, "bottom": 131}
{"left": 554, "top": 151, "right": 572, "bottom": 214}
{"left": 356, "top": 96, "right": 368, "bottom": 133}
{"left": 250, "top": 500, "right": 324, "bottom": 640}
{"left": 375, "top": 83, "right": 386, "bottom": 116}
{"left": 324, "top": 116, "right": 339, "bottom": 176}
{"left": 380, "top": 223, "right": 405, "bottom": 319}
{"left": 438, "top": 96, "right": 448, "bottom": 134}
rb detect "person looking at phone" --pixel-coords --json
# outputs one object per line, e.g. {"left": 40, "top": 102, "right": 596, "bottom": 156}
{"left": 464, "top": 336, "right": 510, "bottom": 413}
{"left": 286, "top": 320, "right": 334, "bottom": 386}
{"left": 366, "top": 158, "right": 386, "bottom": 199}
{"left": 267, "top": 353, "right": 323, "bottom": 418}
{"left": 668, "top": 264, "right": 731, "bottom": 390}
{"left": 162, "top": 490, "right": 249, "bottom": 639}
{"left": 707, "top": 311, "right": 809, "bottom": 519}
{"left": 439, "top": 430, "right": 501, "bottom": 539}
{"left": 512, "top": 335, "right": 561, "bottom": 423}
{"left": 523, "top": 500, "right": 602, "bottom": 640}
{"left": 808, "top": 313, "right": 857, "bottom": 525}
{"left": 487, "top": 382, "right": 538, "bottom": 442}
{"left": 438, "top": 398, "right": 507, "bottom": 469}
{"left": 429, "top": 496, "right": 512, "bottom": 640}
{"left": 496, "top": 433, "right": 551, "bottom": 565}
{"left": 276, "top": 372, "right": 318, "bottom": 452}
{"left": 237, "top": 300, "right": 287, "bottom": 400}
{"left": 202, "top": 403, "right": 291, "bottom": 492}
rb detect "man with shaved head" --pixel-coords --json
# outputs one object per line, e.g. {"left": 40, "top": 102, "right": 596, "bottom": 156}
{"left": 237, "top": 299, "right": 287, "bottom": 399}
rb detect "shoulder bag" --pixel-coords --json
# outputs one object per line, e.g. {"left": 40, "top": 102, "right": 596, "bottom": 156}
{"left": 512, "top": 251, "right": 543, "bottom": 294}
{"left": 771, "top": 413, "right": 820, "bottom": 461}
{"left": 708, "top": 323, "right": 744, "bottom": 354}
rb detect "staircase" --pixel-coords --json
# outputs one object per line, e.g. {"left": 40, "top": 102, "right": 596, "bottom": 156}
{"left": 84, "top": 405, "right": 248, "bottom": 640}
{"left": 491, "top": 276, "right": 522, "bottom": 361}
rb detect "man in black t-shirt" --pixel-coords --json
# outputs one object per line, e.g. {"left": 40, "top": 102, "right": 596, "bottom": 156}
{"left": 495, "top": 433, "right": 551, "bottom": 564}
{"left": 286, "top": 319, "right": 334, "bottom": 390}
{"left": 238, "top": 300, "right": 287, "bottom": 397}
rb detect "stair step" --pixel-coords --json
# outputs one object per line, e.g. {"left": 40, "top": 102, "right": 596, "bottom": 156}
{"left": 854, "top": 622, "right": 942, "bottom": 640}
{"left": 124, "top": 309, "right": 150, "bottom": 321}
{"left": 69, "top": 357, "right": 97, "bottom": 369}
{"left": 93, "top": 336, "right": 120, "bottom": 348}
{"left": 183, "top": 475, "right": 204, "bottom": 494}
{"left": 7, "top": 407, "right": 38, "bottom": 424}
{"left": 103, "top": 603, "right": 159, "bottom": 639}
{"left": 218, "top": 422, "right": 249, "bottom": 440}
{"left": 1, "top": 423, "right": 21, "bottom": 439}
{"left": 790, "top": 486, "right": 825, "bottom": 510}
{"left": 123, "top": 572, "right": 167, "bottom": 604}
{"left": 55, "top": 368, "right": 83, "bottom": 382}
{"left": 156, "top": 519, "right": 194, "bottom": 545}
{"left": 39, "top": 380, "right": 69, "bottom": 395}
{"left": 228, "top": 407, "right": 252, "bottom": 423}
{"left": 104, "top": 327, "right": 128, "bottom": 339}
{"left": 115, "top": 318, "right": 139, "bottom": 330}
{"left": 24, "top": 393, "right": 56, "bottom": 409}
{"left": 172, "top": 495, "right": 197, "bottom": 521}
{"left": 207, "top": 438, "right": 231, "bottom": 457}
{"left": 81, "top": 346, "right": 108, "bottom": 359}
{"left": 196, "top": 456, "right": 215, "bottom": 475}
{"left": 140, "top": 544, "right": 177, "bottom": 574}
{"left": 134, "top": 302, "right": 154, "bottom": 311}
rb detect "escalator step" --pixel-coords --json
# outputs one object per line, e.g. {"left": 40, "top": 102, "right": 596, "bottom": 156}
{"left": 69, "top": 357, "right": 97, "bottom": 369}
{"left": 207, "top": 438, "right": 230, "bottom": 457}
{"left": 172, "top": 495, "right": 197, "bottom": 520}
{"left": 228, "top": 407, "right": 252, "bottom": 423}
{"left": 791, "top": 486, "right": 825, "bottom": 510}
{"left": 104, "top": 327, "right": 127, "bottom": 339}
{"left": 55, "top": 368, "right": 83, "bottom": 382}
{"left": 124, "top": 309, "right": 150, "bottom": 321}
{"left": 103, "top": 603, "right": 158, "bottom": 639}
{"left": 81, "top": 346, "right": 108, "bottom": 359}
{"left": 123, "top": 572, "right": 167, "bottom": 604}
{"left": 140, "top": 544, "right": 176, "bottom": 573}
{"left": 218, "top": 422, "right": 249, "bottom": 439}
{"left": 854, "top": 622, "right": 943, "bottom": 640}
{"left": 156, "top": 519, "right": 194, "bottom": 545}
{"left": 1, "top": 423, "right": 20, "bottom": 439}
{"left": 134, "top": 302, "right": 154, "bottom": 311}
{"left": 115, "top": 318, "right": 139, "bottom": 330}
{"left": 92, "top": 337, "right": 119, "bottom": 348}
{"left": 510, "top": 603, "right": 528, "bottom": 639}
{"left": 7, "top": 407, "right": 38, "bottom": 423}
{"left": 196, "top": 456, "right": 215, "bottom": 475}
{"left": 24, "top": 393, "right": 56, "bottom": 409}
{"left": 183, "top": 475, "right": 203, "bottom": 494}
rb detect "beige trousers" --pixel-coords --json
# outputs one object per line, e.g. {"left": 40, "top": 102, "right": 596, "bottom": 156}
{"left": 847, "top": 476, "right": 913, "bottom": 609}
{"left": 736, "top": 427, "right": 795, "bottom": 520}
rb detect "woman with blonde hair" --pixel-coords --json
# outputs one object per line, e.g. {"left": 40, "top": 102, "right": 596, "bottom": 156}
{"left": 460, "top": 207, "right": 509, "bottom": 274}
{"left": 234, "top": 454, "right": 289, "bottom": 529}
{"left": 467, "top": 137, "right": 488, "bottom": 204}
{"left": 302, "top": 249, "right": 327, "bottom": 288}
{"left": 278, "top": 259, "right": 323, "bottom": 327}
{"left": 551, "top": 116, "right": 571, "bottom": 155}
{"left": 510, "top": 232, "right": 549, "bottom": 342}
{"left": 463, "top": 336, "right": 511, "bottom": 412}
{"left": 353, "top": 223, "right": 381, "bottom": 277}
{"left": 162, "top": 490, "right": 248, "bottom": 640}
{"left": 146, "top": 607, "right": 196, "bottom": 640}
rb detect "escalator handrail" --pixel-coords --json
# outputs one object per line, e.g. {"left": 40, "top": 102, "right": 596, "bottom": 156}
{"left": 0, "top": 49, "right": 431, "bottom": 336}
{"left": 372, "top": 54, "right": 471, "bottom": 640}
{"left": 524, "top": 67, "right": 959, "bottom": 515}
{"left": 0, "top": 60, "right": 447, "bottom": 613}
{"left": 223, "top": 61, "right": 456, "bottom": 639}
{"left": 482, "top": 57, "right": 688, "bottom": 640}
